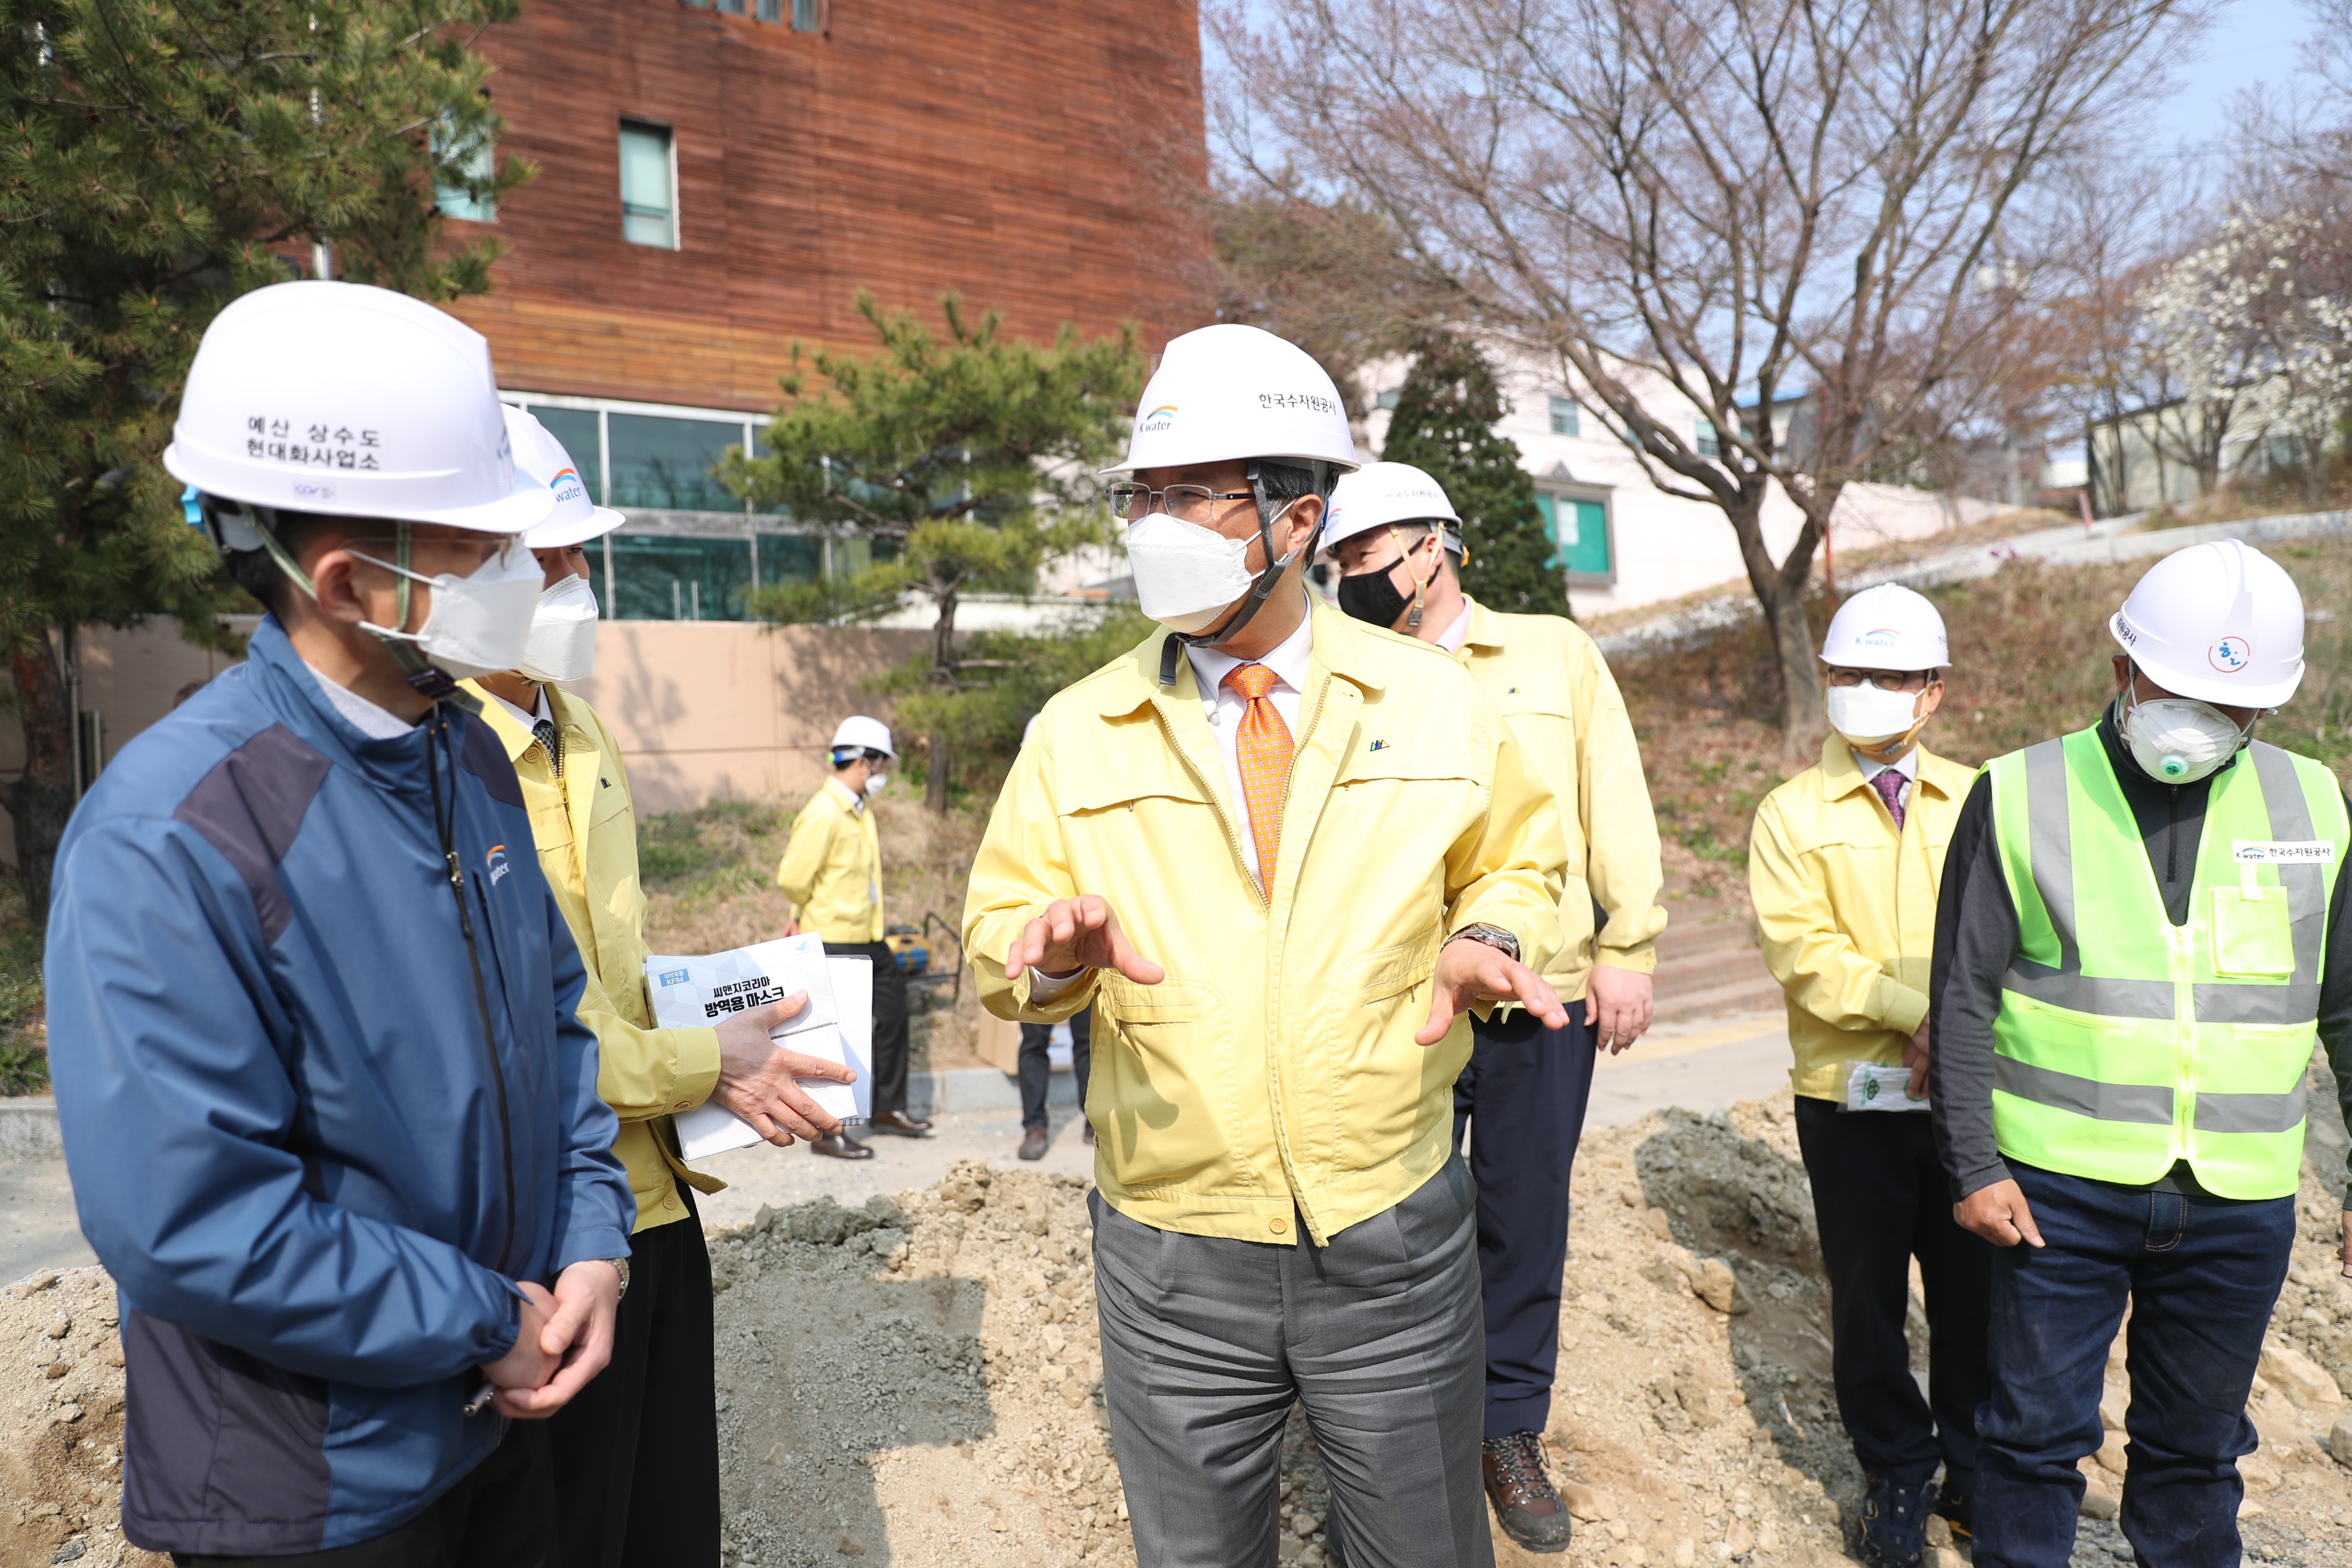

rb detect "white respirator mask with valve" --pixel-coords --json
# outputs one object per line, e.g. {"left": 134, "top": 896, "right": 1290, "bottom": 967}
{"left": 2120, "top": 687, "right": 2253, "bottom": 784}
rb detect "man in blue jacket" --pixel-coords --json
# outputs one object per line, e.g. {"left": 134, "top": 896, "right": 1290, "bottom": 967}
{"left": 46, "top": 282, "right": 646, "bottom": 1564}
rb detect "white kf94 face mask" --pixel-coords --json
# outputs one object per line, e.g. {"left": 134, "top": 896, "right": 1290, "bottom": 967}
{"left": 348, "top": 540, "right": 545, "bottom": 681}
{"left": 517, "top": 573, "right": 600, "bottom": 683}
{"left": 1124, "top": 500, "right": 1302, "bottom": 638}
{"left": 1824, "top": 682, "right": 1925, "bottom": 747}
{"left": 2122, "top": 689, "right": 2251, "bottom": 783}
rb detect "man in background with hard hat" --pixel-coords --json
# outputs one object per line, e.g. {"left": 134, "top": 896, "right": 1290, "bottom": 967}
{"left": 965, "top": 324, "right": 1569, "bottom": 1568}
{"left": 1324, "top": 460, "right": 1665, "bottom": 1553}
{"left": 46, "top": 281, "right": 636, "bottom": 1562}
{"left": 779, "top": 717, "right": 926, "bottom": 1153}
{"left": 1749, "top": 583, "right": 1988, "bottom": 1568}
{"left": 465, "top": 409, "right": 855, "bottom": 1567}
{"left": 1930, "top": 538, "right": 2352, "bottom": 1568}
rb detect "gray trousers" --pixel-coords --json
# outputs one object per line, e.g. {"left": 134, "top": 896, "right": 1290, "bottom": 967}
{"left": 1090, "top": 1158, "right": 1493, "bottom": 1568}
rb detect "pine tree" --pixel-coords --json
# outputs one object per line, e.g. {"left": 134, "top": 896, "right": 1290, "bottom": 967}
{"left": 0, "top": 0, "right": 526, "bottom": 910}
{"left": 1379, "top": 334, "right": 1571, "bottom": 619}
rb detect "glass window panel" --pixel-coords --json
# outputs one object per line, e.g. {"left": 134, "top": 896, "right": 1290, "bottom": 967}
{"left": 527, "top": 407, "right": 602, "bottom": 498}
{"left": 618, "top": 123, "right": 675, "bottom": 249}
{"left": 791, "top": 0, "right": 820, "bottom": 29}
{"left": 1696, "top": 418, "right": 1720, "bottom": 458}
{"left": 1548, "top": 395, "right": 1580, "bottom": 437}
{"left": 607, "top": 413, "right": 741, "bottom": 512}
{"left": 605, "top": 534, "right": 753, "bottom": 621}
{"left": 433, "top": 113, "right": 496, "bottom": 223}
{"left": 1536, "top": 495, "right": 1611, "bottom": 576}
{"left": 756, "top": 533, "right": 823, "bottom": 583}
{"left": 830, "top": 534, "right": 902, "bottom": 578}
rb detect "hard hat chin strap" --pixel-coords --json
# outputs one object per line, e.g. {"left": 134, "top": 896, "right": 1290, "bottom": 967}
{"left": 1156, "top": 459, "right": 1323, "bottom": 687}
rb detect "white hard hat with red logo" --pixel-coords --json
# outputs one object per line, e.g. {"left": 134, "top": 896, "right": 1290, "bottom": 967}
{"left": 164, "top": 280, "right": 554, "bottom": 535}
{"left": 2110, "top": 538, "right": 2305, "bottom": 707}
{"left": 504, "top": 406, "right": 626, "bottom": 549}
{"left": 1821, "top": 583, "right": 1949, "bottom": 671}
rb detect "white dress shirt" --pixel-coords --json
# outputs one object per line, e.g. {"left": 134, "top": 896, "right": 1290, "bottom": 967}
{"left": 1431, "top": 601, "right": 1473, "bottom": 654}
{"left": 484, "top": 684, "right": 553, "bottom": 732}
{"left": 1183, "top": 612, "right": 1316, "bottom": 883}
{"left": 299, "top": 657, "right": 416, "bottom": 741}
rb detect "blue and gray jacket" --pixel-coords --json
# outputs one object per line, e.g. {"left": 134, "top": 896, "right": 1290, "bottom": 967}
{"left": 45, "top": 618, "right": 634, "bottom": 1556}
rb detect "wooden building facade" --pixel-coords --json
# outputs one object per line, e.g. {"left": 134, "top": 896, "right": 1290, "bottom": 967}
{"left": 444, "top": 0, "right": 1208, "bottom": 619}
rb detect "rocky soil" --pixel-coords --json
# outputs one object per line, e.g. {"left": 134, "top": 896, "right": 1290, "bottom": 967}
{"left": 5, "top": 1092, "right": 2352, "bottom": 1567}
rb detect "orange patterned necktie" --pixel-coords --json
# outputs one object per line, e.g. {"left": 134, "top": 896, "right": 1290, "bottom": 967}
{"left": 1220, "top": 662, "right": 1294, "bottom": 890}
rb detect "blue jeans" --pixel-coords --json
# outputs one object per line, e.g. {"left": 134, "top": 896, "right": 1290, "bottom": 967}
{"left": 1974, "top": 1161, "right": 2296, "bottom": 1568}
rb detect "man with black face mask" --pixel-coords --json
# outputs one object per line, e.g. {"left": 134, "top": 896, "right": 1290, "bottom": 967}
{"left": 1324, "top": 461, "right": 1666, "bottom": 1553}
{"left": 1930, "top": 538, "right": 2352, "bottom": 1568}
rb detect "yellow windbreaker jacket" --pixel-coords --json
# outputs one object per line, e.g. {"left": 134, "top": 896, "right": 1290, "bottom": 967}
{"left": 1453, "top": 598, "right": 1667, "bottom": 999}
{"left": 776, "top": 778, "right": 886, "bottom": 944}
{"left": 462, "top": 683, "right": 724, "bottom": 1231}
{"left": 963, "top": 605, "right": 1567, "bottom": 1247}
{"left": 1747, "top": 736, "right": 1974, "bottom": 1101}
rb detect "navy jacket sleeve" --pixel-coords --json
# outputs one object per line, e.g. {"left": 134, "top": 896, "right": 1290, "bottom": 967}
{"left": 540, "top": 880, "right": 634, "bottom": 1269}
{"left": 47, "top": 816, "right": 523, "bottom": 1387}
{"left": 1927, "top": 772, "right": 2015, "bottom": 1202}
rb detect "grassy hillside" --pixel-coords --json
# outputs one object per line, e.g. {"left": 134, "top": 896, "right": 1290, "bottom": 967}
{"left": 1623, "top": 537, "right": 2352, "bottom": 905}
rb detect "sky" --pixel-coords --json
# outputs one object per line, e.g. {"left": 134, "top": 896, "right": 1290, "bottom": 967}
{"left": 2153, "top": 0, "right": 2321, "bottom": 149}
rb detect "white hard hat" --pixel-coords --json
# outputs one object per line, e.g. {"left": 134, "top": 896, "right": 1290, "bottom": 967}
{"left": 830, "top": 716, "right": 896, "bottom": 758}
{"left": 1821, "top": 583, "right": 1949, "bottom": 671}
{"left": 505, "top": 406, "right": 625, "bottom": 549}
{"left": 2110, "top": 538, "right": 2304, "bottom": 707}
{"left": 164, "top": 281, "right": 554, "bottom": 535}
{"left": 1321, "top": 462, "right": 1464, "bottom": 556}
{"left": 1101, "top": 324, "right": 1360, "bottom": 477}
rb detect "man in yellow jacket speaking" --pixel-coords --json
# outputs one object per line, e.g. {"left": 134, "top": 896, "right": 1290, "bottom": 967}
{"left": 1324, "top": 460, "right": 1666, "bottom": 1553}
{"left": 466, "top": 409, "right": 856, "bottom": 1568}
{"left": 965, "top": 324, "right": 1568, "bottom": 1568}
{"left": 1748, "top": 584, "right": 1987, "bottom": 1568}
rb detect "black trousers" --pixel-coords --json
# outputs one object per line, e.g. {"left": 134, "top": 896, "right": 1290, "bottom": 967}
{"left": 174, "top": 1424, "right": 555, "bottom": 1568}
{"left": 1453, "top": 999, "right": 1597, "bottom": 1440}
{"left": 1017, "top": 1005, "right": 1092, "bottom": 1130}
{"left": 825, "top": 939, "right": 910, "bottom": 1116}
{"left": 544, "top": 1191, "right": 720, "bottom": 1568}
{"left": 1792, "top": 1095, "right": 1994, "bottom": 1489}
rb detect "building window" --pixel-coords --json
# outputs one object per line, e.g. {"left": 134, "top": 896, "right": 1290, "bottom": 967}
{"left": 1695, "top": 418, "right": 1719, "bottom": 459}
{"left": 1376, "top": 387, "right": 1402, "bottom": 411}
{"left": 433, "top": 113, "right": 496, "bottom": 224}
{"left": 608, "top": 413, "right": 745, "bottom": 513}
{"left": 790, "top": 0, "right": 821, "bottom": 30}
{"left": 619, "top": 122, "right": 678, "bottom": 249}
{"left": 1548, "top": 396, "right": 1580, "bottom": 438}
{"left": 1534, "top": 491, "right": 1615, "bottom": 584}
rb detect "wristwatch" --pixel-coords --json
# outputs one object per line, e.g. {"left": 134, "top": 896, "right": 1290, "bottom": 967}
{"left": 1446, "top": 923, "right": 1522, "bottom": 965}
{"left": 609, "top": 1257, "right": 631, "bottom": 1303}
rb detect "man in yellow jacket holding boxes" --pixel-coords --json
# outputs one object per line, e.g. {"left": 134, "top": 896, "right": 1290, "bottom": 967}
{"left": 1747, "top": 583, "right": 1987, "bottom": 1568}
{"left": 1323, "top": 460, "right": 1666, "bottom": 1553}
{"left": 466, "top": 408, "right": 855, "bottom": 1568}
{"left": 965, "top": 324, "right": 1568, "bottom": 1568}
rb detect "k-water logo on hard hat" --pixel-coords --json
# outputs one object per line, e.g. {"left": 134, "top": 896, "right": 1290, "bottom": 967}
{"left": 1858, "top": 627, "right": 1901, "bottom": 647}
{"left": 1141, "top": 405, "right": 1177, "bottom": 433}
{"left": 549, "top": 466, "right": 587, "bottom": 506}
{"left": 2210, "top": 636, "right": 2251, "bottom": 673}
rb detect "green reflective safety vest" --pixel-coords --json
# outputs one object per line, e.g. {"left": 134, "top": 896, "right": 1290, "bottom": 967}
{"left": 1987, "top": 728, "right": 2347, "bottom": 1199}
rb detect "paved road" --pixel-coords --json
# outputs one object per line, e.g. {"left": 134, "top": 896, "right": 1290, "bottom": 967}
{"left": 0, "top": 1019, "right": 1800, "bottom": 1284}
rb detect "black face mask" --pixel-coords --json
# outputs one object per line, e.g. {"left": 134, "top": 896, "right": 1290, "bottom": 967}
{"left": 1337, "top": 560, "right": 1413, "bottom": 628}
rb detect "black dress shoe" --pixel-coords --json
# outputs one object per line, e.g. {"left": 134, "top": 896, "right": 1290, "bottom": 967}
{"left": 808, "top": 1132, "right": 872, "bottom": 1160}
{"left": 869, "top": 1110, "right": 933, "bottom": 1137}
{"left": 1017, "top": 1126, "right": 1050, "bottom": 1161}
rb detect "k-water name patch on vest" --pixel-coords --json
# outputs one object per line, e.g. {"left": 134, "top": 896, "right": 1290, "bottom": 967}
{"left": 2232, "top": 839, "right": 2337, "bottom": 864}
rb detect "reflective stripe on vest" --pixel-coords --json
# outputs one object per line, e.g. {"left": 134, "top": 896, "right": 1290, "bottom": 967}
{"left": 1986, "top": 729, "right": 2345, "bottom": 1199}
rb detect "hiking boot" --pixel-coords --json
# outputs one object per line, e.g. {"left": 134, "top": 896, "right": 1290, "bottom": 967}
{"left": 1857, "top": 1474, "right": 1931, "bottom": 1568}
{"left": 1480, "top": 1431, "right": 1572, "bottom": 1553}
{"left": 1017, "top": 1126, "right": 1049, "bottom": 1161}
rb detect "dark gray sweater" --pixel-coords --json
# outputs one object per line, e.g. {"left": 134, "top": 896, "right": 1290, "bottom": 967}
{"left": 1926, "top": 703, "right": 2352, "bottom": 1206}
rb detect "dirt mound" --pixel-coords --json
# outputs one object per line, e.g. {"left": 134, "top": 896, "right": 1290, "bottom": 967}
{"left": 5, "top": 1093, "right": 2351, "bottom": 1567}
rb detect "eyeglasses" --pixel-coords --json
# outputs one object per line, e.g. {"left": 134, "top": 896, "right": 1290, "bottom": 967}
{"left": 1109, "top": 484, "right": 1255, "bottom": 524}
{"left": 1825, "top": 668, "right": 1936, "bottom": 692}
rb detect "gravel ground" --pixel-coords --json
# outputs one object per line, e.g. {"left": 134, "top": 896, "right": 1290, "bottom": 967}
{"left": 4, "top": 1093, "right": 2351, "bottom": 1567}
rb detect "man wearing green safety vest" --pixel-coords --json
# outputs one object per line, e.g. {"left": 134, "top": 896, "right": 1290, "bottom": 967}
{"left": 1928, "top": 538, "right": 2352, "bottom": 1568}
